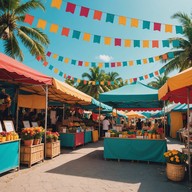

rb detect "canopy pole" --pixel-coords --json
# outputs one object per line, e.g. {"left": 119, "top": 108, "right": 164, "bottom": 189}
{"left": 44, "top": 85, "right": 48, "bottom": 158}
{"left": 112, "top": 107, "right": 114, "bottom": 129}
{"left": 15, "top": 87, "right": 19, "bottom": 132}
{"left": 62, "top": 103, "right": 65, "bottom": 122}
{"left": 163, "top": 100, "right": 166, "bottom": 137}
{"left": 99, "top": 102, "right": 101, "bottom": 138}
{"left": 187, "top": 87, "right": 191, "bottom": 183}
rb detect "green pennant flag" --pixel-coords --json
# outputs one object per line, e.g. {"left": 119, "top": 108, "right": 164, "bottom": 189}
{"left": 72, "top": 30, "right": 81, "bottom": 39}
{"left": 106, "top": 13, "right": 115, "bottom": 23}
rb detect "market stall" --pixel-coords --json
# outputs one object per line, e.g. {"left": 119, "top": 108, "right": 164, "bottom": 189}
{"left": 104, "top": 137, "right": 167, "bottom": 163}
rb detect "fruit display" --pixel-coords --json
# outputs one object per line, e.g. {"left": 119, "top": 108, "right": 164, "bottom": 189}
{"left": 0, "top": 131, "right": 19, "bottom": 142}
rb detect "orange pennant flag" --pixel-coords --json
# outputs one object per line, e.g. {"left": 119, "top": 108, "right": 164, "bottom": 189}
{"left": 117, "top": 62, "right": 121, "bottom": 67}
{"left": 83, "top": 33, "right": 91, "bottom": 41}
{"left": 162, "top": 54, "right": 168, "bottom": 60}
{"left": 104, "top": 37, "right": 111, "bottom": 45}
{"left": 165, "top": 24, "right": 173, "bottom": 33}
{"left": 154, "top": 71, "right": 159, "bottom": 76}
{"left": 84, "top": 62, "right": 90, "bottom": 67}
{"left": 51, "top": 0, "right": 62, "bottom": 9}
{"left": 93, "top": 10, "right": 102, "bottom": 20}
{"left": 100, "top": 81, "right": 104, "bottom": 85}
{"left": 129, "top": 60, "right": 134, "bottom": 66}
{"left": 124, "top": 39, "right": 131, "bottom": 47}
{"left": 143, "top": 58, "right": 148, "bottom": 64}
{"left": 54, "top": 68, "right": 59, "bottom": 74}
{"left": 98, "top": 63, "right": 103, "bottom": 68}
{"left": 152, "top": 40, "right": 159, "bottom": 48}
{"left": 64, "top": 58, "right": 69, "bottom": 63}
{"left": 144, "top": 75, "right": 148, "bottom": 79}
{"left": 131, "top": 18, "right": 139, "bottom": 27}
{"left": 129, "top": 78, "right": 133, "bottom": 83}
{"left": 52, "top": 54, "right": 58, "bottom": 59}
{"left": 143, "top": 40, "right": 149, "bottom": 48}
{"left": 37, "top": 19, "right": 47, "bottom": 30}
{"left": 154, "top": 56, "right": 160, "bottom": 61}
{"left": 50, "top": 24, "right": 59, "bottom": 33}
{"left": 118, "top": 16, "right": 127, "bottom": 26}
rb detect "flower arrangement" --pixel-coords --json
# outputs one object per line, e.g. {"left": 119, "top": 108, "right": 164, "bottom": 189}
{"left": 164, "top": 149, "right": 188, "bottom": 165}
{"left": 34, "top": 127, "right": 45, "bottom": 139}
{"left": 21, "top": 128, "right": 35, "bottom": 140}
{"left": 46, "top": 131, "right": 60, "bottom": 142}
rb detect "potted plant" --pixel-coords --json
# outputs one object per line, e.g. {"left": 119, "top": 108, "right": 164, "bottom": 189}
{"left": 21, "top": 128, "right": 35, "bottom": 146}
{"left": 33, "top": 127, "right": 45, "bottom": 145}
{"left": 52, "top": 132, "right": 60, "bottom": 142}
{"left": 46, "top": 131, "right": 53, "bottom": 143}
{"left": 164, "top": 149, "right": 188, "bottom": 181}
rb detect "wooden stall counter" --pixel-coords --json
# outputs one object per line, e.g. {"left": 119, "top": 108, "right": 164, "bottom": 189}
{"left": 46, "top": 140, "right": 61, "bottom": 158}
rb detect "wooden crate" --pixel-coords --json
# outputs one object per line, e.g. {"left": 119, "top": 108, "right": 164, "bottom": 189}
{"left": 20, "top": 143, "right": 44, "bottom": 167}
{"left": 46, "top": 140, "right": 60, "bottom": 158}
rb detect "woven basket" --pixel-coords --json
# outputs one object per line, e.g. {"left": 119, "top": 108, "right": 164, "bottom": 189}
{"left": 166, "top": 163, "right": 185, "bottom": 181}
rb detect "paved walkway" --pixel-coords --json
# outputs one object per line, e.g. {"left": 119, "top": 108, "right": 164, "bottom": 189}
{"left": 0, "top": 138, "right": 191, "bottom": 192}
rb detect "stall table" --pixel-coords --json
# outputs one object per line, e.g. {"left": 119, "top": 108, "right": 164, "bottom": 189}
{"left": 104, "top": 138, "right": 167, "bottom": 163}
{"left": 59, "top": 132, "right": 84, "bottom": 148}
{"left": 0, "top": 140, "right": 20, "bottom": 174}
{"left": 84, "top": 131, "right": 92, "bottom": 144}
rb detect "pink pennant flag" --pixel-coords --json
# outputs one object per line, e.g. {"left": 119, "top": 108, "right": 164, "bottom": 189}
{"left": 36, "top": 55, "right": 42, "bottom": 61}
{"left": 66, "top": 2, "right": 76, "bottom": 14}
{"left": 43, "top": 61, "right": 48, "bottom": 67}
{"left": 115, "top": 38, "right": 121, "bottom": 46}
{"left": 84, "top": 80, "right": 87, "bottom": 85}
{"left": 154, "top": 22, "right": 161, "bottom": 31}
{"left": 80, "top": 6, "right": 90, "bottom": 17}
{"left": 64, "top": 74, "right": 67, "bottom": 78}
{"left": 111, "top": 63, "right": 115, "bottom": 67}
{"left": 46, "top": 51, "right": 51, "bottom": 57}
{"left": 78, "top": 61, "right": 83, "bottom": 66}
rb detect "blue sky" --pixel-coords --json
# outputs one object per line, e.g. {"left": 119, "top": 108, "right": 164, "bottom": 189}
{"left": 1, "top": 0, "right": 192, "bottom": 83}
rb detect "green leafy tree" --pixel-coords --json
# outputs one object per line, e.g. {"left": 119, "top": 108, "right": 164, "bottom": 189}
{"left": 164, "top": 12, "right": 192, "bottom": 74}
{"left": 0, "top": 0, "right": 49, "bottom": 61}
{"left": 105, "top": 71, "right": 123, "bottom": 89}
{"left": 148, "top": 75, "right": 168, "bottom": 89}
{"left": 77, "top": 67, "right": 110, "bottom": 99}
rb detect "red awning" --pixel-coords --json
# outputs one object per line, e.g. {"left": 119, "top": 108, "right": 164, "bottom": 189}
{"left": 0, "top": 53, "right": 52, "bottom": 85}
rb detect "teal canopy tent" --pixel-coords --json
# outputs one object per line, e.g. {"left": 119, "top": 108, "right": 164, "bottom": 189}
{"left": 99, "top": 82, "right": 162, "bottom": 111}
{"left": 172, "top": 103, "right": 192, "bottom": 112}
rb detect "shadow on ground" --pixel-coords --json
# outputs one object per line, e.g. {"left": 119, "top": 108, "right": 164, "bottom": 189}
{"left": 47, "top": 140, "right": 190, "bottom": 192}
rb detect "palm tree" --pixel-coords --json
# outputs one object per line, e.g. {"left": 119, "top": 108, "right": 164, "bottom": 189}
{"left": 77, "top": 67, "right": 110, "bottom": 99}
{"left": 65, "top": 79, "right": 76, "bottom": 87}
{"left": 0, "top": 0, "right": 49, "bottom": 61}
{"left": 164, "top": 12, "right": 192, "bottom": 74}
{"left": 105, "top": 71, "right": 123, "bottom": 89}
{"left": 148, "top": 75, "right": 168, "bottom": 89}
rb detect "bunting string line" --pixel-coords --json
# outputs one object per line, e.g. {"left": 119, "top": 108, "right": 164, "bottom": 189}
{"left": 38, "top": 58, "right": 165, "bottom": 85}
{"left": 24, "top": 14, "right": 181, "bottom": 48}
{"left": 46, "top": 50, "right": 175, "bottom": 68}
{"left": 50, "top": 0, "right": 183, "bottom": 34}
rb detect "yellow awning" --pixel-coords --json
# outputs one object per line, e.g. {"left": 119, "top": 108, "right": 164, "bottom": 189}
{"left": 158, "top": 82, "right": 168, "bottom": 100}
{"left": 20, "top": 78, "right": 92, "bottom": 106}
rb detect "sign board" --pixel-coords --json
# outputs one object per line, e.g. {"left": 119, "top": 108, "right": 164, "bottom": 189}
{"left": 23, "top": 121, "right": 31, "bottom": 128}
{"left": 0, "top": 122, "right": 3, "bottom": 132}
{"left": 3, "top": 121, "right": 15, "bottom": 132}
{"left": 31, "top": 122, "right": 38, "bottom": 127}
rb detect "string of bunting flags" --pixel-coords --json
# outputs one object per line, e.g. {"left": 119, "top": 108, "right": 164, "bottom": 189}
{"left": 46, "top": 50, "right": 175, "bottom": 68}
{"left": 50, "top": 0, "right": 183, "bottom": 34}
{"left": 37, "top": 57, "right": 165, "bottom": 85}
{"left": 24, "top": 14, "right": 181, "bottom": 48}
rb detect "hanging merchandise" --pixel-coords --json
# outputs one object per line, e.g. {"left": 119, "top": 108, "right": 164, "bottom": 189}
{"left": 24, "top": 14, "right": 181, "bottom": 48}
{"left": 50, "top": 0, "right": 183, "bottom": 34}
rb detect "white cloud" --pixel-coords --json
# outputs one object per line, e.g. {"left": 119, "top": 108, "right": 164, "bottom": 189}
{"left": 96, "top": 54, "right": 113, "bottom": 62}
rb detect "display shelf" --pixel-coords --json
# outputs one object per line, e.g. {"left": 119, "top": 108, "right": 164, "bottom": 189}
{"left": 20, "top": 143, "right": 44, "bottom": 167}
{"left": 46, "top": 140, "right": 60, "bottom": 158}
{"left": 0, "top": 140, "right": 20, "bottom": 174}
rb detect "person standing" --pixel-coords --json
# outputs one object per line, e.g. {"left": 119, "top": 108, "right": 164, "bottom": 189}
{"left": 102, "top": 116, "right": 110, "bottom": 137}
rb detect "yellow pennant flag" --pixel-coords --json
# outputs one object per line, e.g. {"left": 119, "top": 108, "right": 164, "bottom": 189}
{"left": 92, "top": 81, "right": 96, "bottom": 85}
{"left": 50, "top": 24, "right": 59, "bottom": 33}
{"left": 143, "top": 40, "right": 149, "bottom": 48}
{"left": 37, "top": 19, "right": 46, "bottom": 30}
{"left": 54, "top": 68, "right": 59, "bottom": 74}
{"left": 83, "top": 33, "right": 91, "bottom": 41}
{"left": 118, "top": 16, "right": 127, "bottom": 26}
{"left": 64, "top": 58, "right": 69, "bottom": 63}
{"left": 51, "top": 0, "right": 62, "bottom": 9}
{"left": 84, "top": 62, "right": 90, "bottom": 67}
{"left": 165, "top": 24, "right": 173, "bottom": 33}
{"left": 98, "top": 63, "right": 103, "bottom": 68}
{"left": 143, "top": 58, "right": 148, "bottom": 64}
{"left": 129, "top": 78, "right": 133, "bottom": 83}
{"left": 104, "top": 37, "right": 111, "bottom": 45}
{"left": 129, "top": 60, "right": 134, "bottom": 66}
{"left": 131, "top": 18, "right": 139, "bottom": 27}
{"left": 88, "top": 81, "right": 92, "bottom": 85}
{"left": 77, "top": 79, "right": 81, "bottom": 83}
{"left": 155, "top": 56, "right": 160, "bottom": 61}
{"left": 124, "top": 39, "right": 131, "bottom": 47}
{"left": 53, "top": 54, "right": 58, "bottom": 59}
{"left": 100, "top": 81, "right": 104, "bottom": 85}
